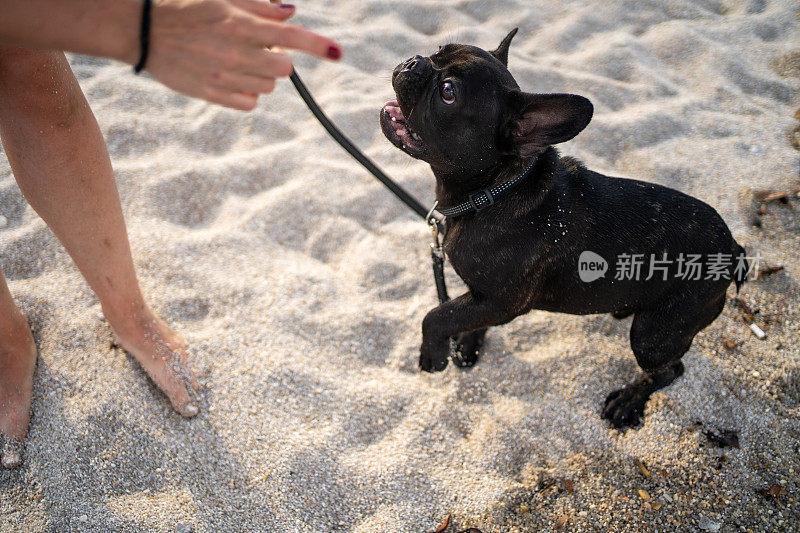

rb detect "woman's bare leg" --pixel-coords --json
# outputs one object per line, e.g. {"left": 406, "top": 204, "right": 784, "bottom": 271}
{"left": 0, "top": 270, "right": 36, "bottom": 469}
{"left": 0, "top": 48, "right": 200, "bottom": 465}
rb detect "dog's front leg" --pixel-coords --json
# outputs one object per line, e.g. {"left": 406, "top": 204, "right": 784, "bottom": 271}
{"left": 420, "top": 292, "right": 513, "bottom": 372}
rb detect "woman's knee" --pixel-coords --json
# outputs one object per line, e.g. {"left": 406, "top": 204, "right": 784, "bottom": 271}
{"left": 0, "top": 47, "right": 84, "bottom": 127}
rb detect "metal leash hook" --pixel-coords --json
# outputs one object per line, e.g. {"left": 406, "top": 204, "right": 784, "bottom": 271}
{"left": 426, "top": 202, "right": 457, "bottom": 359}
{"left": 426, "top": 202, "right": 450, "bottom": 305}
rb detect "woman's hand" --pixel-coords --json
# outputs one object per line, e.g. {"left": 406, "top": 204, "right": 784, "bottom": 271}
{"left": 0, "top": 0, "right": 341, "bottom": 111}
{"left": 143, "top": 0, "right": 342, "bottom": 110}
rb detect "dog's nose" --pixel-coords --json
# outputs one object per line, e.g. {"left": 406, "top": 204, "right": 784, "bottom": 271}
{"left": 401, "top": 55, "right": 426, "bottom": 75}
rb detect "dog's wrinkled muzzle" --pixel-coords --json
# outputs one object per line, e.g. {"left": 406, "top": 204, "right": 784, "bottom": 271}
{"left": 398, "top": 55, "right": 426, "bottom": 76}
{"left": 393, "top": 54, "right": 434, "bottom": 87}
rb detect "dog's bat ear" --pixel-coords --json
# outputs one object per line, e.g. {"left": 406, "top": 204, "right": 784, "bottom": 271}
{"left": 505, "top": 91, "right": 593, "bottom": 157}
{"left": 491, "top": 28, "right": 518, "bottom": 66}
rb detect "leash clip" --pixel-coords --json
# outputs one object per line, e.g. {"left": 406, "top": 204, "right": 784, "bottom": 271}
{"left": 426, "top": 201, "right": 446, "bottom": 257}
{"left": 426, "top": 201, "right": 450, "bottom": 305}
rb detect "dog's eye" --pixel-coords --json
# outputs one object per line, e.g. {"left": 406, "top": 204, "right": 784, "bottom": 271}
{"left": 440, "top": 81, "right": 456, "bottom": 104}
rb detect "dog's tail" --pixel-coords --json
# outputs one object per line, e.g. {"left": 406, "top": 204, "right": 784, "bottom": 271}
{"left": 731, "top": 243, "right": 748, "bottom": 293}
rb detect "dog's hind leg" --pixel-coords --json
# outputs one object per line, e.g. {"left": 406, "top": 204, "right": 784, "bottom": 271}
{"left": 602, "top": 289, "right": 727, "bottom": 428}
{"left": 602, "top": 360, "right": 686, "bottom": 429}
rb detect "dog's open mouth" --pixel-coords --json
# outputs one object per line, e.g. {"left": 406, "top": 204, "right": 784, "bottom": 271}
{"left": 381, "top": 100, "right": 424, "bottom": 155}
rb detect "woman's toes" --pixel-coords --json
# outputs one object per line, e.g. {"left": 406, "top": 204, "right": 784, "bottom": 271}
{"left": 154, "top": 368, "right": 201, "bottom": 417}
{"left": 189, "top": 368, "right": 202, "bottom": 392}
{"left": 170, "top": 356, "right": 202, "bottom": 415}
{"left": 177, "top": 401, "right": 199, "bottom": 418}
{"left": 174, "top": 346, "right": 202, "bottom": 393}
{"left": 165, "top": 375, "right": 199, "bottom": 417}
{"left": 1, "top": 438, "right": 24, "bottom": 469}
{"left": 107, "top": 307, "right": 202, "bottom": 417}
{"left": 172, "top": 391, "right": 199, "bottom": 417}
{"left": 150, "top": 361, "right": 200, "bottom": 418}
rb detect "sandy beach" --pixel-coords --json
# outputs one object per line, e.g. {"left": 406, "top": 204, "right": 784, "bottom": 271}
{"left": 1, "top": 0, "right": 799, "bottom": 531}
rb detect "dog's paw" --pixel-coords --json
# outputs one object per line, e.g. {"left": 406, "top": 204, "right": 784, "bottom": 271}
{"left": 452, "top": 330, "right": 486, "bottom": 368}
{"left": 419, "top": 352, "right": 448, "bottom": 372}
{"left": 601, "top": 385, "right": 648, "bottom": 428}
{"left": 419, "top": 343, "right": 449, "bottom": 372}
{"left": 602, "top": 363, "right": 684, "bottom": 428}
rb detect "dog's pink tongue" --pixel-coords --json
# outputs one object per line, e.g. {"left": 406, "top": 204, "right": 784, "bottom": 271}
{"left": 384, "top": 101, "right": 404, "bottom": 122}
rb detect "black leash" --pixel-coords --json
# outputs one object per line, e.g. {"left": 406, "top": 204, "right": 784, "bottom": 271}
{"left": 289, "top": 70, "right": 450, "bottom": 305}
{"left": 289, "top": 71, "right": 431, "bottom": 220}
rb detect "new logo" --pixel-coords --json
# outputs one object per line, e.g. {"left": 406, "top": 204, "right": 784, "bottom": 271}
{"left": 578, "top": 251, "right": 608, "bottom": 282}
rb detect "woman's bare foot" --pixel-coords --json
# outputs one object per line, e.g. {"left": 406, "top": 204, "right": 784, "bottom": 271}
{"left": 0, "top": 311, "right": 37, "bottom": 469}
{"left": 105, "top": 304, "right": 201, "bottom": 418}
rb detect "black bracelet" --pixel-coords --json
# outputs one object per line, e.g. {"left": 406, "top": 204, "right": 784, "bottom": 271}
{"left": 133, "top": 0, "right": 152, "bottom": 74}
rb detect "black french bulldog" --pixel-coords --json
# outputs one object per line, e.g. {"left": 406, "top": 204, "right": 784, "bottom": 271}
{"left": 379, "top": 29, "right": 748, "bottom": 428}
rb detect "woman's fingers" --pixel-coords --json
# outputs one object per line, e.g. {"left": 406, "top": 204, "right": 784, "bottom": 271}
{"left": 144, "top": 0, "right": 341, "bottom": 109}
{"left": 253, "top": 21, "right": 342, "bottom": 60}
{"left": 228, "top": 0, "right": 296, "bottom": 20}
{"left": 200, "top": 85, "right": 260, "bottom": 111}
{"left": 210, "top": 71, "right": 277, "bottom": 96}
{"left": 240, "top": 47, "right": 293, "bottom": 78}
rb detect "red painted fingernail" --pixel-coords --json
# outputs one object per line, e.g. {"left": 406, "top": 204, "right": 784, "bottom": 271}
{"left": 327, "top": 46, "right": 342, "bottom": 60}
{"left": 279, "top": 4, "right": 295, "bottom": 9}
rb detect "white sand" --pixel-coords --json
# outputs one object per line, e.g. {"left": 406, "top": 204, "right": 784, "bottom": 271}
{"left": 1, "top": 0, "right": 799, "bottom": 531}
